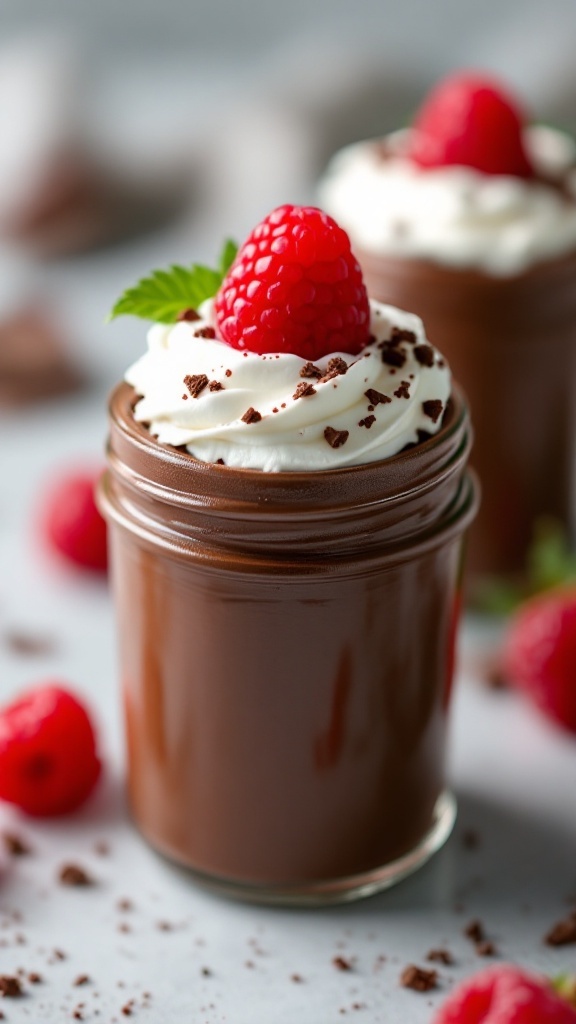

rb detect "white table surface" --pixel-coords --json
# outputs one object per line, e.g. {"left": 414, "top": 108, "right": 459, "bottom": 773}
{"left": 1, "top": 232, "right": 576, "bottom": 1024}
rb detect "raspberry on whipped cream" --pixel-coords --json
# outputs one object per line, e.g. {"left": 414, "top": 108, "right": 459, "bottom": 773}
{"left": 125, "top": 298, "right": 450, "bottom": 472}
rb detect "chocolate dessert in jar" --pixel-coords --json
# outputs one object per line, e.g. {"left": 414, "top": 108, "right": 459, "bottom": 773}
{"left": 100, "top": 205, "right": 477, "bottom": 904}
{"left": 319, "top": 74, "right": 576, "bottom": 583}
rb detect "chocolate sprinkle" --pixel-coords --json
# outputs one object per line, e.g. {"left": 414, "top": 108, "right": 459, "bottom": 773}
{"left": 242, "top": 407, "right": 262, "bottom": 424}
{"left": 359, "top": 415, "right": 376, "bottom": 429}
{"left": 381, "top": 346, "right": 406, "bottom": 368}
{"left": 0, "top": 976, "right": 22, "bottom": 998}
{"left": 293, "top": 381, "right": 317, "bottom": 399}
{"left": 183, "top": 373, "right": 209, "bottom": 398}
{"left": 208, "top": 380, "right": 224, "bottom": 392}
{"left": 414, "top": 344, "right": 435, "bottom": 367}
{"left": 544, "top": 911, "right": 576, "bottom": 946}
{"left": 394, "top": 380, "right": 411, "bottom": 400}
{"left": 364, "top": 388, "right": 391, "bottom": 406}
{"left": 59, "top": 864, "right": 94, "bottom": 887}
{"left": 400, "top": 965, "right": 438, "bottom": 992}
{"left": 300, "top": 362, "right": 323, "bottom": 379}
{"left": 193, "top": 326, "right": 216, "bottom": 339}
{"left": 324, "top": 427, "right": 349, "bottom": 449}
{"left": 177, "top": 308, "right": 201, "bottom": 322}
{"left": 422, "top": 399, "right": 443, "bottom": 422}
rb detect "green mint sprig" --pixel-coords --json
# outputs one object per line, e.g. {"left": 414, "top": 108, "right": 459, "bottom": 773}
{"left": 473, "top": 517, "right": 576, "bottom": 615}
{"left": 108, "top": 239, "right": 238, "bottom": 324}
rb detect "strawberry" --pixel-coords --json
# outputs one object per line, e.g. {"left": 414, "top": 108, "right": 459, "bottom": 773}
{"left": 0, "top": 684, "right": 101, "bottom": 816}
{"left": 503, "top": 588, "right": 576, "bottom": 733}
{"left": 407, "top": 73, "right": 534, "bottom": 178}
{"left": 42, "top": 469, "right": 108, "bottom": 572}
{"left": 433, "top": 964, "right": 576, "bottom": 1023}
{"left": 214, "top": 204, "right": 370, "bottom": 360}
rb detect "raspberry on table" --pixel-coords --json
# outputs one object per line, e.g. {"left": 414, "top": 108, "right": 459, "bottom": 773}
{"left": 0, "top": 685, "right": 101, "bottom": 816}
{"left": 42, "top": 469, "right": 108, "bottom": 572}
{"left": 503, "top": 588, "right": 576, "bottom": 733}
{"left": 214, "top": 204, "right": 371, "bottom": 361}
{"left": 434, "top": 965, "right": 576, "bottom": 1023}
{"left": 407, "top": 73, "right": 535, "bottom": 178}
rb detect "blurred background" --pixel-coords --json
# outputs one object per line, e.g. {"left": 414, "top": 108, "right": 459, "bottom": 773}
{"left": 1, "top": 0, "right": 576, "bottom": 400}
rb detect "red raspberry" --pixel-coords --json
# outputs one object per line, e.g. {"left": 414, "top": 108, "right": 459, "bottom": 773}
{"left": 0, "top": 684, "right": 101, "bottom": 816}
{"left": 433, "top": 965, "right": 576, "bottom": 1024}
{"left": 503, "top": 588, "right": 576, "bottom": 733}
{"left": 42, "top": 469, "right": 108, "bottom": 572}
{"left": 214, "top": 204, "right": 370, "bottom": 360}
{"left": 408, "top": 73, "right": 534, "bottom": 178}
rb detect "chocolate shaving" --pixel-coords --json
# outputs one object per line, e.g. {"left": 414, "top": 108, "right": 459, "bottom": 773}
{"left": 324, "top": 427, "right": 349, "bottom": 449}
{"left": 426, "top": 949, "right": 454, "bottom": 965}
{"left": 422, "top": 399, "right": 443, "bottom": 422}
{"left": 381, "top": 346, "right": 406, "bottom": 368}
{"left": 208, "top": 380, "right": 224, "bottom": 392}
{"left": 358, "top": 415, "right": 376, "bottom": 429}
{"left": 183, "top": 373, "right": 209, "bottom": 398}
{"left": 193, "top": 326, "right": 216, "bottom": 339}
{"left": 364, "top": 388, "right": 391, "bottom": 406}
{"left": 300, "top": 362, "right": 323, "bottom": 379}
{"left": 544, "top": 911, "right": 576, "bottom": 946}
{"left": 400, "top": 965, "right": 438, "bottom": 992}
{"left": 390, "top": 327, "right": 416, "bottom": 345}
{"left": 0, "top": 976, "right": 22, "bottom": 997}
{"left": 414, "top": 344, "right": 435, "bottom": 367}
{"left": 293, "top": 381, "right": 317, "bottom": 399}
{"left": 59, "top": 864, "right": 94, "bottom": 887}
{"left": 177, "top": 308, "right": 200, "bottom": 322}
{"left": 241, "top": 407, "right": 262, "bottom": 424}
{"left": 394, "top": 380, "right": 411, "bottom": 400}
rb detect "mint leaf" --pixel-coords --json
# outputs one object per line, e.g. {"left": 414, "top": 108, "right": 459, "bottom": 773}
{"left": 218, "top": 238, "right": 238, "bottom": 277}
{"left": 108, "top": 241, "right": 238, "bottom": 324}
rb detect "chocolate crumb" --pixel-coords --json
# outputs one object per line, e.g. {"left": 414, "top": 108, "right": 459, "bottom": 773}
{"left": 324, "top": 427, "right": 349, "bottom": 449}
{"left": 544, "top": 912, "right": 576, "bottom": 946}
{"left": 291, "top": 973, "right": 304, "bottom": 983}
{"left": 476, "top": 940, "right": 497, "bottom": 957}
{"left": 414, "top": 344, "right": 435, "bottom": 367}
{"left": 422, "top": 399, "right": 443, "bottom": 422}
{"left": 156, "top": 921, "right": 174, "bottom": 932}
{"left": 208, "top": 380, "right": 224, "bottom": 392}
{"left": 241, "top": 407, "right": 262, "bottom": 424}
{"left": 59, "top": 864, "right": 94, "bottom": 887}
{"left": 118, "top": 923, "right": 132, "bottom": 934}
{"left": 215, "top": 458, "right": 225, "bottom": 465}
{"left": 358, "top": 415, "right": 376, "bottom": 429}
{"left": 364, "top": 388, "right": 391, "bottom": 406}
{"left": 381, "top": 346, "right": 406, "bottom": 368}
{"left": 177, "top": 308, "right": 200, "bottom": 322}
{"left": 4, "top": 630, "right": 55, "bottom": 656}
{"left": 394, "top": 380, "right": 411, "bottom": 400}
{"left": 51, "top": 948, "right": 67, "bottom": 961}
{"left": 74, "top": 975, "right": 91, "bottom": 987}
{"left": 426, "top": 949, "right": 454, "bottom": 966}
{"left": 0, "top": 975, "right": 22, "bottom": 997}
{"left": 390, "top": 327, "right": 416, "bottom": 345}
{"left": 484, "top": 664, "right": 509, "bottom": 691}
{"left": 201, "top": 967, "right": 212, "bottom": 977}
{"left": 462, "top": 828, "right": 481, "bottom": 850}
{"left": 28, "top": 972, "right": 42, "bottom": 984}
{"left": 117, "top": 899, "right": 133, "bottom": 912}
{"left": 300, "top": 362, "right": 323, "bottom": 379}
{"left": 72, "top": 1010, "right": 84, "bottom": 1021}
{"left": 121, "top": 1001, "right": 135, "bottom": 1016}
{"left": 2, "top": 831, "right": 32, "bottom": 856}
{"left": 93, "top": 841, "right": 110, "bottom": 856}
{"left": 183, "top": 373, "right": 209, "bottom": 398}
{"left": 416, "top": 428, "right": 433, "bottom": 444}
{"left": 327, "top": 357, "right": 348, "bottom": 375}
{"left": 293, "top": 381, "right": 317, "bottom": 400}
{"left": 332, "top": 956, "right": 353, "bottom": 972}
{"left": 181, "top": 393, "right": 188, "bottom": 400}
{"left": 193, "top": 326, "right": 216, "bottom": 339}
{"left": 464, "top": 920, "right": 485, "bottom": 944}
{"left": 400, "top": 965, "right": 438, "bottom": 992}
{"left": 225, "top": 368, "right": 232, "bottom": 377}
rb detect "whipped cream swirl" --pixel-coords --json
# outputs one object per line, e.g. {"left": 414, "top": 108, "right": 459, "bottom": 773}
{"left": 318, "top": 126, "right": 576, "bottom": 276}
{"left": 126, "top": 299, "right": 450, "bottom": 473}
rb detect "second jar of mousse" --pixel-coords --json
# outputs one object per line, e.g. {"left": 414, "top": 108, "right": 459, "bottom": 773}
{"left": 319, "top": 73, "right": 576, "bottom": 584}
{"left": 100, "top": 205, "right": 478, "bottom": 904}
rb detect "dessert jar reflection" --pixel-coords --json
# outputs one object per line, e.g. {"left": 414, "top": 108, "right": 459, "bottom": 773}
{"left": 358, "top": 249, "right": 576, "bottom": 580}
{"left": 100, "top": 383, "right": 477, "bottom": 904}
